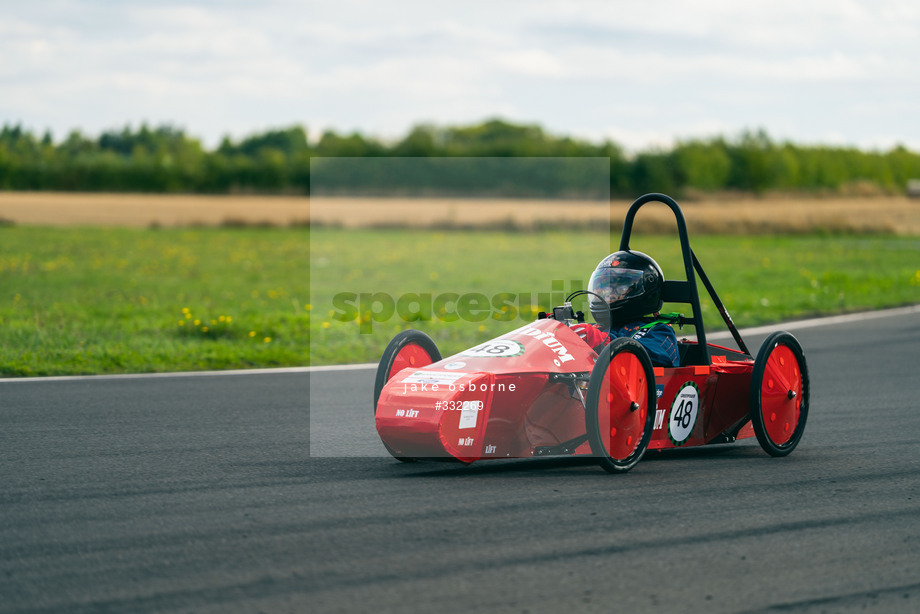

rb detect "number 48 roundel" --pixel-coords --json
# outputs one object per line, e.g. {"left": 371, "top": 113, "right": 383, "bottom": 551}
{"left": 461, "top": 339, "right": 525, "bottom": 358}
{"left": 668, "top": 381, "right": 700, "bottom": 446}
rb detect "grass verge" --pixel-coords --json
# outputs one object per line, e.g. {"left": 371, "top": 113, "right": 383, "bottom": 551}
{"left": 1, "top": 225, "right": 918, "bottom": 376}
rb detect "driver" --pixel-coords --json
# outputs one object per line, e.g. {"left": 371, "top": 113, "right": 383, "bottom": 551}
{"left": 570, "top": 251, "right": 680, "bottom": 368}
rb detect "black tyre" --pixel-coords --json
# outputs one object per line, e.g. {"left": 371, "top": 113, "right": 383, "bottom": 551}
{"left": 585, "top": 338, "right": 656, "bottom": 473}
{"left": 750, "top": 331, "right": 809, "bottom": 457}
{"left": 373, "top": 330, "right": 442, "bottom": 462}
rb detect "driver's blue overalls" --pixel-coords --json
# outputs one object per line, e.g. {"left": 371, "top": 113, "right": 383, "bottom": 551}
{"left": 598, "top": 321, "right": 680, "bottom": 368}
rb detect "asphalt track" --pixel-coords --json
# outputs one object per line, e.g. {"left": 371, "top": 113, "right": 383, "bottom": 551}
{"left": 2, "top": 309, "right": 919, "bottom": 613}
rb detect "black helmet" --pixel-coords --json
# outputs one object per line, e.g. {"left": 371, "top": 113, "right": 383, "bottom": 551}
{"left": 587, "top": 250, "right": 664, "bottom": 329}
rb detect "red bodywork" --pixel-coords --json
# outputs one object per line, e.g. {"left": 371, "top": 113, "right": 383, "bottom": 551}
{"left": 375, "top": 319, "right": 757, "bottom": 462}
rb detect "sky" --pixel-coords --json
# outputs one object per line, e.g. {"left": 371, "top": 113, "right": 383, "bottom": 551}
{"left": 1, "top": 0, "right": 918, "bottom": 152}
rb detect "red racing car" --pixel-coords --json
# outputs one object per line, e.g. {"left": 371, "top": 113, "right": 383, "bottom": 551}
{"left": 373, "top": 193, "right": 809, "bottom": 473}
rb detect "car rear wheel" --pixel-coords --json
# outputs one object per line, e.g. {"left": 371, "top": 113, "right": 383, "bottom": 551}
{"left": 750, "top": 331, "right": 809, "bottom": 457}
{"left": 373, "top": 330, "right": 442, "bottom": 462}
{"left": 585, "top": 338, "right": 656, "bottom": 473}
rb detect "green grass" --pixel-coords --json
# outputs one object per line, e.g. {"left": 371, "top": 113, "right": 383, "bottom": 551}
{"left": 1, "top": 226, "right": 918, "bottom": 376}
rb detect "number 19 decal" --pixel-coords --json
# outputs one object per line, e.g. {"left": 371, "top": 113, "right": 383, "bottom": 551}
{"left": 668, "top": 381, "right": 700, "bottom": 446}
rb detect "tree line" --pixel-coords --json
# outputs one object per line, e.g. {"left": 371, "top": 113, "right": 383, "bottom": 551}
{"left": 1, "top": 120, "right": 918, "bottom": 197}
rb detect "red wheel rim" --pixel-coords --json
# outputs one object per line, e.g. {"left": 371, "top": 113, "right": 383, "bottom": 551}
{"left": 388, "top": 343, "right": 434, "bottom": 380}
{"left": 597, "top": 352, "right": 648, "bottom": 460}
{"left": 760, "top": 344, "right": 802, "bottom": 446}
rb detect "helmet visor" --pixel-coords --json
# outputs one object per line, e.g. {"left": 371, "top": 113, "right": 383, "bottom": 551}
{"left": 588, "top": 267, "right": 646, "bottom": 304}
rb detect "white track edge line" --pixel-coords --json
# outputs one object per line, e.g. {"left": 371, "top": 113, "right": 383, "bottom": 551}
{"left": 705, "top": 303, "right": 920, "bottom": 340}
{"left": 2, "top": 304, "right": 917, "bottom": 383}
{"left": 0, "top": 363, "right": 377, "bottom": 383}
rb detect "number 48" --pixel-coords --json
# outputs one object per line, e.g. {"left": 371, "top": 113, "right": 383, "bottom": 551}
{"left": 672, "top": 398, "right": 694, "bottom": 429}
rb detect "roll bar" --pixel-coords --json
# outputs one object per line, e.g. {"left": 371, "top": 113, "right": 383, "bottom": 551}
{"left": 619, "top": 193, "right": 750, "bottom": 364}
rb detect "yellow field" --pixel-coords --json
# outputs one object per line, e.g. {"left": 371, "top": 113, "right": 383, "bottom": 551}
{"left": 0, "top": 192, "right": 918, "bottom": 234}
{"left": 0, "top": 192, "right": 311, "bottom": 227}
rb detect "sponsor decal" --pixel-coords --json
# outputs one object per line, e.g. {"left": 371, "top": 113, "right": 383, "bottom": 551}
{"left": 631, "top": 327, "right": 649, "bottom": 341}
{"left": 458, "top": 437, "right": 475, "bottom": 447}
{"left": 668, "top": 381, "right": 700, "bottom": 446}
{"left": 458, "top": 400, "right": 482, "bottom": 429}
{"left": 394, "top": 408, "right": 419, "bottom": 418}
{"left": 656, "top": 384, "right": 664, "bottom": 399}
{"left": 443, "top": 361, "right": 466, "bottom": 370}
{"left": 514, "top": 325, "right": 576, "bottom": 364}
{"left": 402, "top": 370, "right": 466, "bottom": 386}
{"left": 485, "top": 444, "right": 497, "bottom": 454}
{"left": 654, "top": 409, "right": 667, "bottom": 430}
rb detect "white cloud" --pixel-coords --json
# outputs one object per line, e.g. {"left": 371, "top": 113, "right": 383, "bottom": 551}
{"left": 0, "top": 0, "right": 917, "bottom": 150}
{"left": 497, "top": 49, "right": 568, "bottom": 77}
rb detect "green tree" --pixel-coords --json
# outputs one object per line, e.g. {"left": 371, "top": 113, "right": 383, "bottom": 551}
{"left": 672, "top": 139, "right": 732, "bottom": 191}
